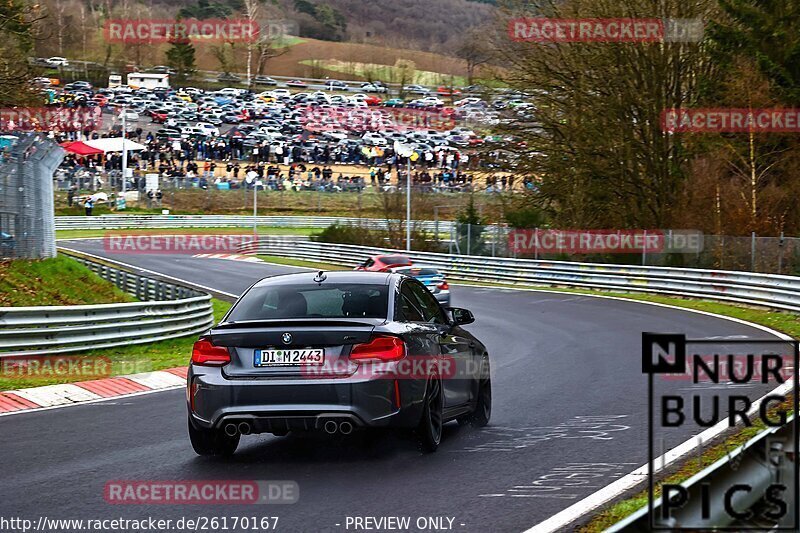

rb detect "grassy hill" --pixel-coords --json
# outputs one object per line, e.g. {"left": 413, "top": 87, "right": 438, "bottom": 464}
{"left": 0, "top": 257, "right": 135, "bottom": 307}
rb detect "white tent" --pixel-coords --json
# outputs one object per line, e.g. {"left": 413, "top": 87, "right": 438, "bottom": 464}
{"left": 84, "top": 138, "right": 146, "bottom": 153}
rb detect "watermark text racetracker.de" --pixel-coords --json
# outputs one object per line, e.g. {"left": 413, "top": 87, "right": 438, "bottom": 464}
{"left": 663, "top": 108, "right": 800, "bottom": 133}
{"left": 104, "top": 480, "right": 298, "bottom": 505}
{"left": 1, "top": 356, "right": 113, "bottom": 381}
{"left": 0, "top": 107, "right": 103, "bottom": 133}
{"left": 298, "top": 354, "right": 492, "bottom": 380}
{"left": 103, "top": 19, "right": 298, "bottom": 44}
{"left": 103, "top": 233, "right": 261, "bottom": 255}
{"left": 508, "top": 229, "right": 703, "bottom": 255}
{"left": 301, "top": 106, "right": 456, "bottom": 134}
{"left": 508, "top": 17, "right": 703, "bottom": 43}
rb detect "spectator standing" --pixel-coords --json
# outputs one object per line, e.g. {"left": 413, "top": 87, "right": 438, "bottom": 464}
{"left": 67, "top": 185, "right": 77, "bottom": 207}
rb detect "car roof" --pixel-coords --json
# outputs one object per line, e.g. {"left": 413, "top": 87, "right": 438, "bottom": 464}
{"left": 252, "top": 270, "right": 393, "bottom": 288}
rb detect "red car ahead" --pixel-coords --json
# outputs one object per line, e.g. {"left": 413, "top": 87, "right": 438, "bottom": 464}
{"left": 355, "top": 254, "right": 412, "bottom": 272}
{"left": 150, "top": 111, "right": 168, "bottom": 123}
{"left": 437, "top": 86, "right": 462, "bottom": 96}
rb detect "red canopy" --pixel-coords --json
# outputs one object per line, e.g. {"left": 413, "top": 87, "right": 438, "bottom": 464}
{"left": 59, "top": 141, "right": 104, "bottom": 156}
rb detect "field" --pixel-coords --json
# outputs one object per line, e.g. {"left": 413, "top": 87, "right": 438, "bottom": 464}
{"left": 191, "top": 38, "right": 470, "bottom": 81}
{"left": 298, "top": 59, "right": 467, "bottom": 86}
{"left": 54, "top": 189, "right": 501, "bottom": 221}
{"left": 51, "top": 33, "right": 471, "bottom": 84}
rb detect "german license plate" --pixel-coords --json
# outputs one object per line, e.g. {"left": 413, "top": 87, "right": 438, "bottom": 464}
{"left": 254, "top": 349, "right": 324, "bottom": 366}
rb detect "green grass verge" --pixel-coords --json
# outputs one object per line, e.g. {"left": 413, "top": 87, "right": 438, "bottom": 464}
{"left": 273, "top": 35, "right": 304, "bottom": 48}
{"left": 256, "top": 254, "right": 345, "bottom": 271}
{"left": 0, "top": 299, "right": 231, "bottom": 391}
{"left": 56, "top": 227, "right": 319, "bottom": 240}
{"left": 0, "top": 256, "right": 135, "bottom": 306}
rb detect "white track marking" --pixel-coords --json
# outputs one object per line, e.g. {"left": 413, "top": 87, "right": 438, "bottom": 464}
{"left": 10, "top": 384, "right": 103, "bottom": 407}
{"left": 0, "top": 386, "right": 183, "bottom": 418}
{"left": 125, "top": 371, "right": 186, "bottom": 389}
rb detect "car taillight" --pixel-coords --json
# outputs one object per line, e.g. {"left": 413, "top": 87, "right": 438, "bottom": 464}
{"left": 437, "top": 281, "right": 449, "bottom": 290}
{"left": 350, "top": 335, "right": 406, "bottom": 362}
{"left": 191, "top": 338, "right": 231, "bottom": 366}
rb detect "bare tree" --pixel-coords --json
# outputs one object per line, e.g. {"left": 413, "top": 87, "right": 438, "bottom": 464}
{"left": 455, "top": 28, "right": 491, "bottom": 85}
{"left": 492, "top": 0, "right": 721, "bottom": 229}
{"left": 243, "top": 0, "right": 261, "bottom": 87}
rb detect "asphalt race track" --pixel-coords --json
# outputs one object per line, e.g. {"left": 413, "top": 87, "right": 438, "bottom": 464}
{"left": 0, "top": 239, "right": 785, "bottom": 533}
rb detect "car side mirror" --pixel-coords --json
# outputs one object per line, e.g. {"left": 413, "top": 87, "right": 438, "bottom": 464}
{"left": 448, "top": 307, "right": 474, "bottom": 325}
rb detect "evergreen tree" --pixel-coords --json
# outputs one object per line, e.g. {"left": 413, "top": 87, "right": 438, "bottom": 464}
{"left": 708, "top": 0, "right": 800, "bottom": 104}
{"left": 165, "top": 40, "right": 197, "bottom": 82}
{"left": 0, "top": 0, "right": 38, "bottom": 105}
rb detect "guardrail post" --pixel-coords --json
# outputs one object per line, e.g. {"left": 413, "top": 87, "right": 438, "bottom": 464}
{"left": 449, "top": 225, "right": 455, "bottom": 255}
{"left": 491, "top": 224, "right": 496, "bottom": 257}
{"left": 642, "top": 229, "right": 647, "bottom": 266}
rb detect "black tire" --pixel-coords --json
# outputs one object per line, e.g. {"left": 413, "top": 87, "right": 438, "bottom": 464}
{"left": 188, "top": 416, "right": 240, "bottom": 456}
{"left": 415, "top": 375, "right": 444, "bottom": 452}
{"left": 458, "top": 357, "right": 491, "bottom": 428}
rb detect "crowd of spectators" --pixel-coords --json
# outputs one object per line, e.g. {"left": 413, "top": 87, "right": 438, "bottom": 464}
{"left": 56, "top": 129, "right": 528, "bottom": 194}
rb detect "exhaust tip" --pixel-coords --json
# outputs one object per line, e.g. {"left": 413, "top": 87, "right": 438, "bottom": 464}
{"left": 224, "top": 423, "right": 238, "bottom": 436}
{"left": 238, "top": 422, "right": 251, "bottom": 435}
{"left": 339, "top": 421, "right": 353, "bottom": 435}
{"left": 323, "top": 420, "right": 338, "bottom": 434}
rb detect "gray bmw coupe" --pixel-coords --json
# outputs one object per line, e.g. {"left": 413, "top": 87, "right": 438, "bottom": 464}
{"left": 187, "top": 270, "right": 491, "bottom": 455}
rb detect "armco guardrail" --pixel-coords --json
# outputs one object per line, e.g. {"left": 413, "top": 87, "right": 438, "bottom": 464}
{"left": 239, "top": 239, "right": 800, "bottom": 312}
{"left": 0, "top": 252, "right": 213, "bottom": 357}
{"left": 55, "top": 215, "right": 456, "bottom": 232}
{"left": 607, "top": 417, "right": 796, "bottom": 531}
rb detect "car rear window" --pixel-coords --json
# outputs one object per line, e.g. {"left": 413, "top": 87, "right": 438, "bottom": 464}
{"left": 228, "top": 283, "right": 389, "bottom": 320}
{"left": 382, "top": 255, "right": 410, "bottom": 265}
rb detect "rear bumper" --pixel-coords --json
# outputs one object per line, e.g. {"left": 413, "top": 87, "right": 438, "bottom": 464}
{"left": 207, "top": 412, "right": 365, "bottom": 435}
{"left": 187, "top": 367, "right": 427, "bottom": 431}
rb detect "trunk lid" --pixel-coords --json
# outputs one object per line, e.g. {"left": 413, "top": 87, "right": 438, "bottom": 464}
{"left": 210, "top": 318, "right": 383, "bottom": 378}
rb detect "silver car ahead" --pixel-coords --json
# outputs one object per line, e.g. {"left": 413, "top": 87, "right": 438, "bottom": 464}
{"left": 187, "top": 271, "right": 491, "bottom": 456}
{"left": 390, "top": 265, "right": 451, "bottom": 307}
